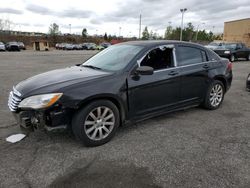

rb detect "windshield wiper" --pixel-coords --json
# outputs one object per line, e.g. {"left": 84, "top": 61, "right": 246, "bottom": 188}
{"left": 82, "top": 65, "right": 102, "bottom": 70}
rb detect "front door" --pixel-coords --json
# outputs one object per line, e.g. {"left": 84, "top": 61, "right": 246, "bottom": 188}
{"left": 127, "top": 46, "right": 181, "bottom": 117}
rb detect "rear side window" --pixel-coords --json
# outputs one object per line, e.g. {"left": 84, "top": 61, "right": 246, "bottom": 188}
{"left": 177, "top": 46, "right": 207, "bottom": 66}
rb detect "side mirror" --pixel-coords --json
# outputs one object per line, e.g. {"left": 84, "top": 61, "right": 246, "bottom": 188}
{"left": 136, "top": 66, "right": 154, "bottom": 75}
{"left": 75, "top": 63, "right": 82, "bottom": 66}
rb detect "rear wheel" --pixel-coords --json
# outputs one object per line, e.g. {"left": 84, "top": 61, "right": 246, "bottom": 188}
{"left": 72, "top": 100, "right": 120, "bottom": 147}
{"left": 203, "top": 80, "right": 225, "bottom": 110}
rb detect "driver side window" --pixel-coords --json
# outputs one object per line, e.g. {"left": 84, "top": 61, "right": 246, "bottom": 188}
{"left": 140, "top": 47, "right": 174, "bottom": 71}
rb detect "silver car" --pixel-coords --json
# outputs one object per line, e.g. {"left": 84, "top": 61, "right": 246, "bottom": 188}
{"left": 0, "top": 42, "right": 6, "bottom": 51}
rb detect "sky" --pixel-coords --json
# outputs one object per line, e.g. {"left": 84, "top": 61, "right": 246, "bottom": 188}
{"left": 0, "top": 0, "right": 250, "bottom": 37}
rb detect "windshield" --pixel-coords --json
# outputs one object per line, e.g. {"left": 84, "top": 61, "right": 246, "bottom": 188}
{"left": 82, "top": 44, "right": 143, "bottom": 71}
{"left": 209, "top": 42, "right": 219, "bottom": 46}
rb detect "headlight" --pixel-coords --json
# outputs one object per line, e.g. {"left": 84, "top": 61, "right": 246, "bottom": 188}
{"left": 248, "top": 75, "right": 250, "bottom": 81}
{"left": 18, "top": 93, "right": 63, "bottom": 109}
{"left": 224, "top": 51, "right": 230, "bottom": 54}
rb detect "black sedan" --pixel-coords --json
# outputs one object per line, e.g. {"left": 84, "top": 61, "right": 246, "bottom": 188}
{"left": 8, "top": 41, "right": 233, "bottom": 146}
{"left": 213, "top": 42, "right": 250, "bottom": 62}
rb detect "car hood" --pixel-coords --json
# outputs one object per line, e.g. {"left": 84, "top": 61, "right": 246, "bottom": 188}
{"left": 15, "top": 66, "right": 111, "bottom": 97}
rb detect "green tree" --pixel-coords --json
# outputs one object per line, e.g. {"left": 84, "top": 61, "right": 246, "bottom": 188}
{"left": 104, "top": 32, "right": 108, "bottom": 41}
{"left": 164, "top": 26, "right": 172, "bottom": 39}
{"left": 82, "top": 28, "right": 87, "bottom": 38}
{"left": 163, "top": 22, "right": 216, "bottom": 42}
{"left": 142, "top": 26, "right": 149, "bottom": 40}
{"left": 108, "top": 34, "right": 112, "bottom": 41}
{"left": 183, "top": 22, "right": 195, "bottom": 41}
{"left": 48, "top": 23, "right": 60, "bottom": 35}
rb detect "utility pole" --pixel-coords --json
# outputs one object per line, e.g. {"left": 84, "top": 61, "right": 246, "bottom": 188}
{"left": 119, "top": 27, "right": 122, "bottom": 37}
{"left": 69, "top": 24, "right": 71, "bottom": 34}
{"left": 180, "top": 8, "right": 187, "bottom": 41}
{"left": 139, "top": 14, "right": 142, "bottom": 39}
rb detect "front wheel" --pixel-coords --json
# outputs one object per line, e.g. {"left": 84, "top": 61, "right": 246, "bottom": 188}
{"left": 230, "top": 54, "right": 235, "bottom": 62}
{"left": 203, "top": 80, "right": 225, "bottom": 110}
{"left": 247, "top": 53, "right": 250, "bottom": 61}
{"left": 72, "top": 100, "right": 120, "bottom": 147}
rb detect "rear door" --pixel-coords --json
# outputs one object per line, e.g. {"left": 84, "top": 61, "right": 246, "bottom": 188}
{"left": 176, "top": 45, "right": 211, "bottom": 103}
{"left": 235, "top": 43, "right": 245, "bottom": 58}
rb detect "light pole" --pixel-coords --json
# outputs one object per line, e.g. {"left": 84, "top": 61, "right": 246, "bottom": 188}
{"left": 212, "top": 26, "right": 215, "bottom": 33}
{"left": 139, "top": 14, "right": 142, "bottom": 39}
{"left": 195, "top": 22, "right": 205, "bottom": 41}
{"left": 69, "top": 24, "right": 71, "bottom": 34}
{"left": 119, "top": 27, "right": 122, "bottom": 37}
{"left": 180, "top": 8, "right": 187, "bottom": 41}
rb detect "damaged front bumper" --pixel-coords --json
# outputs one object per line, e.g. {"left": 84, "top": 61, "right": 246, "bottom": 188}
{"left": 12, "top": 107, "right": 71, "bottom": 132}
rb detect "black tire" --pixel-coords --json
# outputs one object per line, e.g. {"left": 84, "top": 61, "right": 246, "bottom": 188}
{"left": 203, "top": 80, "right": 225, "bottom": 110}
{"left": 72, "top": 100, "right": 120, "bottom": 147}
{"left": 230, "top": 54, "right": 235, "bottom": 62}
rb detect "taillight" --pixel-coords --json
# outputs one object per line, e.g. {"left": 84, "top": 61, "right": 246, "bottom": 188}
{"left": 227, "top": 61, "right": 232, "bottom": 71}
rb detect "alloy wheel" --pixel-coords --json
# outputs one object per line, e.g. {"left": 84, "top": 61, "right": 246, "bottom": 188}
{"left": 84, "top": 106, "right": 115, "bottom": 141}
{"left": 209, "top": 84, "right": 223, "bottom": 107}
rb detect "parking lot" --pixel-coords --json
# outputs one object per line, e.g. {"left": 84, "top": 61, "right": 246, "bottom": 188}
{"left": 0, "top": 50, "right": 250, "bottom": 188}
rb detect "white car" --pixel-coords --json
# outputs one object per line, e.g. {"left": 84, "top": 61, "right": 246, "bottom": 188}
{"left": 0, "top": 42, "right": 6, "bottom": 51}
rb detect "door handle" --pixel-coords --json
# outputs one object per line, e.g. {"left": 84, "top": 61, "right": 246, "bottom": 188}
{"left": 203, "top": 64, "right": 209, "bottom": 69}
{"left": 168, "top": 71, "right": 178, "bottom": 76}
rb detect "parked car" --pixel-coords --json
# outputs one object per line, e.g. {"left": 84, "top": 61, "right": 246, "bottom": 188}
{"left": 81, "top": 43, "right": 88, "bottom": 50}
{"left": 56, "top": 43, "right": 67, "bottom": 50}
{"left": 86, "top": 43, "right": 97, "bottom": 50}
{"left": 8, "top": 41, "right": 233, "bottom": 146}
{"left": 213, "top": 42, "right": 250, "bottom": 62}
{"left": 0, "top": 42, "right": 6, "bottom": 51}
{"left": 100, "top": 42, "right": 111, "bottom": 48}
{"left": 205, "top": 42, "right": 224, "bottom": 50}
{"left": 55, "top": 43, "right": 60, "bottom": 49}
{"left": 247, "top": 73, "right": 250, "bottom": 91}
{"left": 6, "top": 42, "right": 20, "bottom": 51}
{"left": 17, "top": 42, "right": 26, "bottom": 50}
{"left": 63, "top": 44, "right": 74, "bottom": 50}
{"left": 96, "top": 45, "right": 105, "bottom": 50}
{"left": 73, "top": 44, "right": 84, "bottom": 50}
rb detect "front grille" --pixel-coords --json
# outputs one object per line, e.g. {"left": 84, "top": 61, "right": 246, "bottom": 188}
{"left": 8, "top": 87, "right": 22, "bottom": 112}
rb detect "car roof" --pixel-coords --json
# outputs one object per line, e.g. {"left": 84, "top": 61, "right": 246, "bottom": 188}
{"left": 118, "top": 40, "right": 206, "bottom": 49}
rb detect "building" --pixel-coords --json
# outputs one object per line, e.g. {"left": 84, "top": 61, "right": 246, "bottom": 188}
{"left": 223, "top": 18, "right": 250, "bottom": 47}
{"left": 32, "top": 40, "right": 49, "bottom": 51}
{"left": 0, "top": 30, "right": 45, "bottom": 36}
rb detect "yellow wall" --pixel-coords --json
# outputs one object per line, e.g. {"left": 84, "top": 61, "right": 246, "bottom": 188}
{"left": 223, "top": 18, "right": 250, "bottom": 47}
{"left": 33, "top": 42, "right": 49, "bottom": 51}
